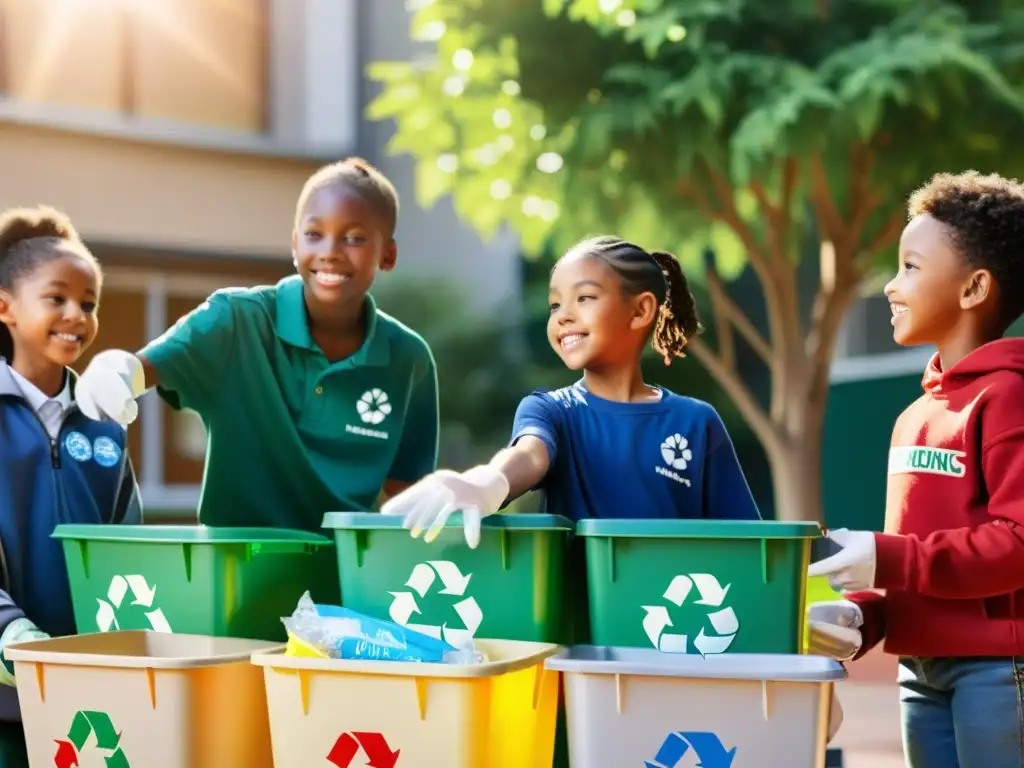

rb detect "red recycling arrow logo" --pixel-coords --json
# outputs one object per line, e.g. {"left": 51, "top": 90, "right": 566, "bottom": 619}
{"left": 327, "top": 731, "right": 399, "bottom": 768}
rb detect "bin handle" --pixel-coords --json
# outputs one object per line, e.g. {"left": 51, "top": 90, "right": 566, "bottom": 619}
{"left": 246, "top": 542, "right": 323, "bottom": 559}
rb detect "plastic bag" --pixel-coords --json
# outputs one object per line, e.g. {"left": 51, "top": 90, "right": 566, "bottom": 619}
{"left": 282, "top": 592, "right": 455, "bottom": 663}
{"left": 442, "top": 640, "right": 488, "bottom": 665}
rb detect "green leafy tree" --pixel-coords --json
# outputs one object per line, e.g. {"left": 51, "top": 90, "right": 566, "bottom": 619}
{"left": 368, "top": 0, "right": 1024, "bottom": 521}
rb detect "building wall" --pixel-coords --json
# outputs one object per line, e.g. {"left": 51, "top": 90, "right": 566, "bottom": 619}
{"left": 0, "top": 121, "right": 319, "bottom": 256}
{"left": 0, "top": 0, "right": 523, "bottom": 517}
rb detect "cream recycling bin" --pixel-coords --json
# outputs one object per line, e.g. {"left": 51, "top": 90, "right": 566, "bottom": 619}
{"left": 6, "top": 631, "right": 282, "bottom": 768}
{"left": 545, "top": 646, "right": 846, "bottom": 768}
{"left": 252, "top": 639, "right": 561, "bottom": 768}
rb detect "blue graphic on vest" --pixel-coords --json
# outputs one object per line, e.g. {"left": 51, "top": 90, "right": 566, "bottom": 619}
{"left": 645, "top": 731, "right": 736, "bottom": 768}
{"left": 64, "top": 432, "right": 93, "bottom": 463}
{"left": 92, "top": 437, "right": 121, "bottom": 468}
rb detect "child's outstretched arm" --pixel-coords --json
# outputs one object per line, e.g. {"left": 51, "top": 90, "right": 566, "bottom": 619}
{"left": 381, "top": 392, "right": 557, "bottom": 548}
{"left": 380, "top": 437, "right": 550, "bottom": 549}
{"left": 702, "top": 407, "right": 761, "bottom": 520}
{"left": 75, "top": 294, "right": 235, "bottom": 426}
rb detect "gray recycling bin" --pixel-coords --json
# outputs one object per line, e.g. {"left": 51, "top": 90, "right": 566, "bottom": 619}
{"left": 545, "top": 646, "right": 846, "bottom": 768}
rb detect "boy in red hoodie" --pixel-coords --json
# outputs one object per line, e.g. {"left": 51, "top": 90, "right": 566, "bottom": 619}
{"left": 809, "top": 170, "right": 1024, "bottom": 768}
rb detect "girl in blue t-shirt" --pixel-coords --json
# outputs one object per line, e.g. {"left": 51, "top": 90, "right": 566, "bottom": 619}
{"left": 382, "top": 235, "right": 760, "bottom": 547}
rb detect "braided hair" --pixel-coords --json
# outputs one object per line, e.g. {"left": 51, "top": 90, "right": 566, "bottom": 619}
{"left": 561, "top": 236, "right": 703, "bottom": 364}
{"left": 0, "top": 206, "right": 95, "bottom": 363}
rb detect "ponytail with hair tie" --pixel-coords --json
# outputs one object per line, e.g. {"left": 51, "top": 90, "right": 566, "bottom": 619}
{"left": 649, "top": 250, "right": 703, "bottom": 365}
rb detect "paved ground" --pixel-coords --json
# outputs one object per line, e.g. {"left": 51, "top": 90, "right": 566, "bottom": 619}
{"left": 829, "top": 647, "right": 905, "bottom": 766}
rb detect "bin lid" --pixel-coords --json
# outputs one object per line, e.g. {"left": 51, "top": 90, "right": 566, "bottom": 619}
{"left": 544, "top": 646, "right": 845, "bottom": 682}
{"left": 322, "top": 512, "right": 574, "bottom": 532}
{"left": 52, "top": 524, "right": 333, "bottom": 546}
{"left": 577, "top": 519, "right": 821, "bottom": 539}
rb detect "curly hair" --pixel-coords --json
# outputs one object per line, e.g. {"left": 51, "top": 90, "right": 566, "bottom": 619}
{"left": 558, "top": 236, "right": 704, "bottom": 364}
{"left": 908, "top": 171, "right": 1024, "bottom": 327}
{"left": 295, "top": 156, "right": 399, "bottom": 237}
{"left": 0, "top": 205, "right": 96, "bottom": 363}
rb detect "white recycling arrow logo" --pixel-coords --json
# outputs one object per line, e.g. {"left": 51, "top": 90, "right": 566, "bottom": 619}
{"left": 95, "top": 575, "right": 173, "bottom": 633}
{"left": 388, "top": 561, "right": 483, "bottom": 648}
{"left": 642, "top": 573, "right": 739, "bottom": 657}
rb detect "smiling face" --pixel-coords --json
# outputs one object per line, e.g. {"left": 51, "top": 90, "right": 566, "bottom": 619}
{"left": 546, "top": 253, "right": 655, "bottom": 371}
{"left": 0, "top": 249, "right": 100, "bottom": 370}
{"left": 885, "top": 213, "right": 979, "bottom": 347}
{"left": 292, "top": 183, "right": 397, "bottom": 312}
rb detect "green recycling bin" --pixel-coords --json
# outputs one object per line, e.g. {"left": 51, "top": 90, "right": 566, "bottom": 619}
{"left": 53, "top": 525, "right": 338, "bottom": 641}
{"left": 579, "top": 519, "right": 821, "bottom": 655}
{"left": 322, "top": 512, "right": 575, "bottom": 644}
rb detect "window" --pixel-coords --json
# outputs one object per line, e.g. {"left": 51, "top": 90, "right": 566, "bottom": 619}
{"left": 0, "top": 0, "right": 268, "bottom": 133}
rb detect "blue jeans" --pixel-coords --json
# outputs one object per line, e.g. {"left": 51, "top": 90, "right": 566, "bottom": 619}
{"left": 899, "top": 656, "right": 1024, "bottom": 768}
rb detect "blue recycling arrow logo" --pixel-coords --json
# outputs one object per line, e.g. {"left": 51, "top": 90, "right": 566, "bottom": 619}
{"left": 645, "top": 731, "right": 736, "bottom": 768}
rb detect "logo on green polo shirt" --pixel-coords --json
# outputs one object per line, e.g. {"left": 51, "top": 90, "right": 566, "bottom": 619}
{"left": 357, "top": 388, "right": 392, "bottom": 425}
{"left": 888, "top": 446, "right": 967, "bottom": 478}
{"left": 346, "top": 388, "right": 392, "bottom": 441}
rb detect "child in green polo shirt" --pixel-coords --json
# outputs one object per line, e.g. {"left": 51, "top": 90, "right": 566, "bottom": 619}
{"left": 73, "top": 158, "right": 439, "bottom": 533}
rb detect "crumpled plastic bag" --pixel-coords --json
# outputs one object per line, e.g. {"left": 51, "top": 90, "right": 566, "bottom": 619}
{"left": 281, "top": 592, "right": 486, "bottom": 664}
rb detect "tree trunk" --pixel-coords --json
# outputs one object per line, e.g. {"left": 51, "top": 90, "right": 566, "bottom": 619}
{"left": 679, "top": 153, "right": 904, "bottom": 526}
{"left": 765, "top": 430, "right": 825, "bottom": 523}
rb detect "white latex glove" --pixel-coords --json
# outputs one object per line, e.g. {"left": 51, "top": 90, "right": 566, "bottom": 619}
{"left": 827, "top": 687, "right": 844, "bottom": 744}
{"left": 380, "top": 465, "right": 510, "bottom": 549}
{"left": 0, "top": 618, "right": 48, "bottom": 687}
{"left": 807, "top": 528, "right": 877, "bottom": 591}
{"left": 808, "top": 600, "right": 864, "bottom": 661}
{"left": 75, "top": 350, "right": 147, "bottom": 425}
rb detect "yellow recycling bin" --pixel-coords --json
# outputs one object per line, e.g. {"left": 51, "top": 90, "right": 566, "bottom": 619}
{"left": 6, "top": 631, "right": 282, "bottom": 768}
{"left": 251, "top": 638, "right": 561, "bottom": 768}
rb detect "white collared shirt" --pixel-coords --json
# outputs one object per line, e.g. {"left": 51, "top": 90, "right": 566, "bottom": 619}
{"left": 8, "top": 368, "right": 72, "bottom": 440}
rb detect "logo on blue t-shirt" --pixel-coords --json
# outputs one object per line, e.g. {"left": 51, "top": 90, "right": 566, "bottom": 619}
{"left": 64, "top": 431, "right": 93, "bottom": 462}
{"left": 92, "top": 437, "right": 121, "bottom": 468}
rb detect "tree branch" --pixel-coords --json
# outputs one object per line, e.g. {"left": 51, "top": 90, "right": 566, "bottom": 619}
{"left": 677, "top": 174, "right": 768, "bottom": 274}
{"left": 808, "top": 154, "right": 844, "bottom": 244}
{"left": 706, "top": 262, "right": 772, "bottom": 366}
{"left": 858, "top": 209, "right": 906, "bottom": 265}
{"left": 749, "top": 180, "right": 786, "bottom": 266}
{"left": 804, "top": 243, "right": 863, "bottom": 421}
{"left": 780, "top": 156, "right": 798, "bottom": 222}
{"left": 687, "top": 337, "right": 777, "bottom": 451}
{"left": 845, "top": 144, "right": 882, "bottom": 255}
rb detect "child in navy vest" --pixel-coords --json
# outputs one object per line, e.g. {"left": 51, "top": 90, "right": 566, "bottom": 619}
{"left": 0, "top": 206, "right": 141, "bottom": 765}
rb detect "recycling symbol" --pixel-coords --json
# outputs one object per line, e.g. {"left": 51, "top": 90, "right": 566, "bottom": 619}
{"left": 642, "top": 574, "right": 739, "bottom": 656}
{"left": 54, "top": 710, "right": 130, "bottom": 768}
{"left": 357, "top": 388, "right": 392, "bottom": 425}
{"left": 647, "top": 731, "right": 736, "bottom": 768}
{"left": 388, "top": 561, "right": 483, "bottom": 648}
{"left": 96, "top": 575, "right": 172, "bottom": 633}
{"left": 661, "top": 434, "right": 693, "bottom": 470}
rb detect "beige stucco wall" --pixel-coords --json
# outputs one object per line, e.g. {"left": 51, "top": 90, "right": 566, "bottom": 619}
{"left": 0, "top": 121, "right": 319, "bottom": 257}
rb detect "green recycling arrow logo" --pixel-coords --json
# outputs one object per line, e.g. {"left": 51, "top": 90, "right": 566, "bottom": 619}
{"left": 54, "top": 710, "right": 130, "bottom": 768}
{"left": 96, "top": 575, "right": 172, "bottom": 633}
{"left": 642, "top": 573, "right": 739, "bottom": 656}
{"left": 388, "top": 561, "right": 483, "bottom": 648}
